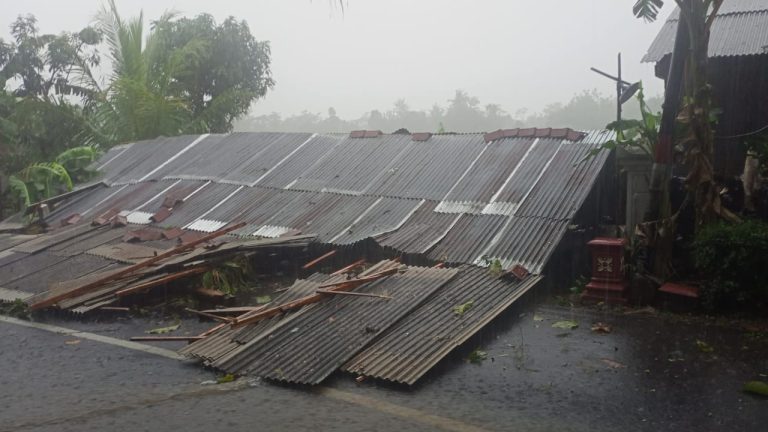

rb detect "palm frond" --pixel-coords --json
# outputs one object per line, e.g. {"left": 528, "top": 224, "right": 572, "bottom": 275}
{"left": 633, "top": 0, "right": 665, "bottom": 22}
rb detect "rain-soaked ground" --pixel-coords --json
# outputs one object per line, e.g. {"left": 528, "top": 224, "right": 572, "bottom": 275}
{"left": 1, "top": 296, "right": 766, "bottom": 432}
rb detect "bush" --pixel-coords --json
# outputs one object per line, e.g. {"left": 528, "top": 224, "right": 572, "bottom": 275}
{"left": 693, "top": 220, "right": 768, "bottom": 310}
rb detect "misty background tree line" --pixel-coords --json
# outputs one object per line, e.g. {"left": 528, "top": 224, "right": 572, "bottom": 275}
{"left": 235, "top": 89, "right": 662, "bottom": 134}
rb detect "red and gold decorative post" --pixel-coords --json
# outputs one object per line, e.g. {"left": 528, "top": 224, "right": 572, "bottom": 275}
{"left": 582, "top": 237, "right": 628, "bottom": 304}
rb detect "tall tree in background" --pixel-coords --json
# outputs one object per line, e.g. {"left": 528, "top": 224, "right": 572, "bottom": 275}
{"left": 82, "top": 0, "right": 273, "bottom": 146}
{"left": 152, "top": 14, "right": 274, "bottom": 132}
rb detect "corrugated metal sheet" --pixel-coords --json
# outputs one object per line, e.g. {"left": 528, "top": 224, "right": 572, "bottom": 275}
{"left": 41, "top": 130, "right": 612, "bottom": 272}
{"left": 344, "top": 267, "right": 542, "bottom": 385}
{"left": 644, "top": 2, "right": 768, "bottom": 62}
{"left": 485, "top": 137, "right": 562, "bottom": 205}
{"left": 180, "top": 275, "right": 334, "bottom": 363}
{"left": 156, "top": 183, "right": 242, "bottom": 228}
{"left": 366, "top": 134, "right": 486, "bottom": 200}
{"left": 0, "top": 252, "right": 115, "bottom": 295}
{"left": 426, "top": 214, "right": 508, "bottom": 264}
{"left": 329, "top": 198, "right": 424, "bottom": 245}
{"left": 259, "top": 192, "right": 379, "bottom": 242}
{"left": 443, "top": 137, "right": 535, "bottom": 202}
{"left": 477, "top": 217, "right": 570, "bottom": 274}
{"left": 86, "top": 243, "right": 166, "bottom": 264}
{"left": 255, "top": 134, "right": 342, "bottom": 188}
{"left": 99, "top": 135, "right": 203, "bottom": 184}
{"left": 375, "top": 201, "right": 461, "bottom": 254}
{"left": 213, "top": 266, "right": 458, "bottom": 384}
{"left": 289, "top": 134, "right": 413, "bottom": 194}
{"left": 47, "top": 227, "right": 126, "bottom": 257}
{"left": 0, "top": 234, "right": 39, "bottom": 252}
{"left": 159, "top": 133, "right": 315, "bottom": 185}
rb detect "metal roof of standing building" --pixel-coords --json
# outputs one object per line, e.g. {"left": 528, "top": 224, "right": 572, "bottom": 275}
{"left": 39, "top": 129, "right": 611, "bottom": 274}
{"left": 643, "top": 0, "right": 768, "bottom": 62}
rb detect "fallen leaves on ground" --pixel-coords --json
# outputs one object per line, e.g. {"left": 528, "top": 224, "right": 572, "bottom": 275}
{"left": 601, "top": 358, "right": 626, "bottom": 369}
{"left": 744, "top": 381, "right": 768, "bottom": 396}
{"left": 552, "top": 320, "right": 579, "bottom": 330}
{"left": 591, "top": 322, "right": 612, "bottom": 333}
{"left": 696, "top": 339, "right": 714, "bottom": 353}
{"left": 146, "top": 322, "right": 180, "bottom": 334}
{"left": 468, "top": 349, "right": 488, "bottom": 364}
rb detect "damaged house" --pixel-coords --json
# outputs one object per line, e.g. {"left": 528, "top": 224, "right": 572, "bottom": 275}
{"left": 0, "top": 127, "right": 614, "bottom": 385}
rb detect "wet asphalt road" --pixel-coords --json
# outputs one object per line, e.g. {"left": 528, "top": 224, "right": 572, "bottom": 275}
{"left": 1, "top": 301, "right": 766, "bottom": 432}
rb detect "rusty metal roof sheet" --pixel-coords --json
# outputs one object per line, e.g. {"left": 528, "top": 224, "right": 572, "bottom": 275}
{"left": 86, "top": 243, "right": 166, "bottom": 264}
{"left": 643, "top": 0, "right": 768, "bottom": 62}
{"left": 344, "top": 267, "right": 542, "bottom": 385}
{"left": 213, "top": 266, "right": 458, "bottom": 384}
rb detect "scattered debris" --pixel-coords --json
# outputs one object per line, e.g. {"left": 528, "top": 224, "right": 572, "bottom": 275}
{"left": 623, "top": 306, "right": 657, "bottom": 315}
{"left": 533, "top": 314, "right": 544, "bottom": 322}
{"left": 453, "top": 300, "right": 475, "bottom": 316}
{"left": 552, "top": 320, "right": 579, "bottom": 330}
{"left": 591, "top": 322, "right": 612, "bottom": 333}
{"left": 600, "top": 358, "right": 626, "bottom": 369}
{"left": 468, "top": 349, "right": 488, "bottom": 364}
{"left": 64, "top": 339, "right": 81, "bottom": 345}
{"left": 146, "top": 322, "right": 180, "bottom": 334}
{"left": 217, "top": 374, "right": 236, "bottom": 384}
{"left": 696, "top": 339, "right": 715, "bottom": 353}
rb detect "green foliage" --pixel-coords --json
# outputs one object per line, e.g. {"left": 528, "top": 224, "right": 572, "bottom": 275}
{"left": 693, "top": 220, "right": 768, "bottom": 310}
{"left": 80, "top": 1, "right": 274, "bottom": 145}
{"left": 633, "top": 0, "right": 665, "bottom": 22}
{"left": 0, "top": 299, "right": 30, "bottom": 319}
{"left": 453, "top": 300, "right": 475, "bottom": 316}
{"left": 584, "top": 86, "right": 659, "bottom": 161}
{"left": 569, "top": 275, "right": 589, "bottom": 294}
{"left": 55, "top": 146, "right": 101, "bottom": 183}
{"left": 201, "top": 257, "right": 251, "bottom": 296}
{"left": 467, "top": 349, "right": 488, "bottom": 364}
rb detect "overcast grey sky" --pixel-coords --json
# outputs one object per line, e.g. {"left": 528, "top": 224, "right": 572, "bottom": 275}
{"left": 2, "top": 0, "right": 668, "bottom": 119}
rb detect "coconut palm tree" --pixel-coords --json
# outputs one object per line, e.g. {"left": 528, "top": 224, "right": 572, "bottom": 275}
{"left": 80, "top": 0, "right": 205, "bottom": 146}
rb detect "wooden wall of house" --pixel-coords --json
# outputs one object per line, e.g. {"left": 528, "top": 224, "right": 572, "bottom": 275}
{"left": 709, "top": 55, "right": 768, "bottom": 177}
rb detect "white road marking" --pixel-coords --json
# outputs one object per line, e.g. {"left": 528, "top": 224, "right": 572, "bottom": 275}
{"left": 0, "top": 315, "right": 182, "bottom": 360}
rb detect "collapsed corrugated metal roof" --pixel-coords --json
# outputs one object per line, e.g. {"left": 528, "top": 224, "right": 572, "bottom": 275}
{"left": 643, "top": 0, "right": 768, "bottom": 62}
{"left": 43, "top": 129, "right": 610, "bottom": 273}
{"left": 344, "top": 266, "right": 542, "bottom": 385}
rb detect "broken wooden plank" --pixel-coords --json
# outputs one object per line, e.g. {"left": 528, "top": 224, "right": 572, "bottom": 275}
{"left": 184, "top": 308, "right": 233, "bottom": 322}
{"left": 330, "top": 259, "right": 366, "bottom": 276}
{"left": 129, "top": 336, "right": 204, "bottom": 342}
{"left": 302, "top": 249, "right": 337, "bottom": 269}
{"left": 231, "top": 267, "right": 400, "bottom": 328}
{"left": 316, "top": 289, "right": 392, "bottom": 300}
{"left": 29, "top": 222, "right": 245, "bottom": 310}
{"left": 114, "top": 266, "right": 209, "bottom": 297}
